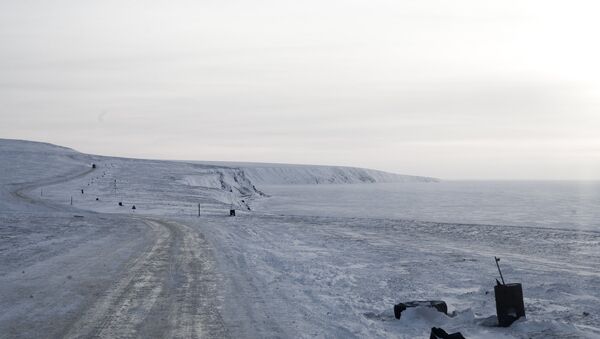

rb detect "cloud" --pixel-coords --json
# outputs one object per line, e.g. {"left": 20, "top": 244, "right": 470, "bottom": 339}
{"left": 1, "top": 0, "right": 599, "bottom": 179}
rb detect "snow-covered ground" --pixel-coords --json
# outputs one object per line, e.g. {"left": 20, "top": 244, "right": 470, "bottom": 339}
{"left": 1, "top": 139, "right": 599, "bottom": 338}
{"left": 252, "top": 181, "right": 600, "bottom": 230}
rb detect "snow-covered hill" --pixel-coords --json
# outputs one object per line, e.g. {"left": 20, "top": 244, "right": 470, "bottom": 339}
{"left": 1, "top": 139, "right": 435, "bottom": 213}
{"left": 193, "top": 161, "right": 437, "bottom": 186}
{"left": 0, "top": 139, "right": 84, "bottom": 185}
{"left": 0, "top": 139, "right": 436, "bottom": 211}
{"left": 243, "top": 165, "right": 436, "bottom": 185}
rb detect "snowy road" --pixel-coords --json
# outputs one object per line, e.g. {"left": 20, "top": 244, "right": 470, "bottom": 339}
{"left": 1, "top": 143, "right": 226, "bottom": 338}
{"left": 64, "top": 218, "right": 226, "bottom": 339}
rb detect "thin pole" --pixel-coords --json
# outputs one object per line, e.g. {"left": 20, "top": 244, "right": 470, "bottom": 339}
{"left": 198, "top": 203, "right": 201, "bottom": 217}
{"left": 70, "top": 196, "right": 73, "bottom": 205}
{"left": 495, "top": 256, "right": 505, "bottom": 285}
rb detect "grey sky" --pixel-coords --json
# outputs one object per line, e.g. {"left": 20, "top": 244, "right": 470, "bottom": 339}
{"left": 1, "top": 0, "right": 599, "bottom": 179}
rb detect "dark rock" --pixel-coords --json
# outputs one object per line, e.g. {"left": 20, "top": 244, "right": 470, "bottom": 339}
{"left": 430, "top": 327, "right": 466, "bottom": 339}
{"left": 394, "top": 300, "right": 448, "bottom": 319}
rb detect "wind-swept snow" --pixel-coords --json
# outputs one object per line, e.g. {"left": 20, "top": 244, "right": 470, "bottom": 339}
{"left": 1, "top": 139, "right": 599, "bottom": 338}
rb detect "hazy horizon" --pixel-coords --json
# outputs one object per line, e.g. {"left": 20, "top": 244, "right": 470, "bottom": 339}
{"left": 2, "top": 0, "right": 600, "bottom": 180}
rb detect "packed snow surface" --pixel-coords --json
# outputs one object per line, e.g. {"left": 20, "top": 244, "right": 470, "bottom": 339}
{"left": 1, "top": 139, "right": 599, "bottom": 338}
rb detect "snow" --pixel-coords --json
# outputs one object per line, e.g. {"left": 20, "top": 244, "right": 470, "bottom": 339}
{"left": 1, "top": 138, "right": 599, "bottom": 338}
{"left": 252, "top": 181, "right": 600, "bottom": 230}
{"left": 181, "top": 214, "right": 599, "bottom": 338}
{"left": 0, "top": 140, "right": 161, "bottom": 337}
{"left": 193, "top": 161, "right": 437, "bottom": 185}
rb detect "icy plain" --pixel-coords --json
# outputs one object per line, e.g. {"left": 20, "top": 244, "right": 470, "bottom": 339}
{"left": 0, "top": 139, "right": 599, "bottom": 338}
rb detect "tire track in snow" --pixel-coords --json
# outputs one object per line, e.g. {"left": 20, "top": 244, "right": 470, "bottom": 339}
{"left": 63, "top": 218, "right": 227, "bottom": 339}
{"left": 161, "top": 220, "right": 227, "bottom": 339}
{"left": 64, "top": 219, "right": 171, "bottom": 338}
{"left": 11, "top": 166, "right": 95, "bottom": 210}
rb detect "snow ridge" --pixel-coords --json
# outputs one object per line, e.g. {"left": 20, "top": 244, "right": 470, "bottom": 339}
{"left": 235, "top": 164, "right": 436, "bottom": 185}
{"left": 194, "top": 161, "right": 437, "bottom": 186}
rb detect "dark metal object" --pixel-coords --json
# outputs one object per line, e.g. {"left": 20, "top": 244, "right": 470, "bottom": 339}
{"left": 229, "top": 209, "right": 236, "bottom": 216}
{"left": 430, "top": 327, "right": 466, "bottom": 339}
{"left": 394, "top": 300, "right": 447, "bottom": 319}
{"left": 494, "top": 283, "right": 525, "bottom": 327}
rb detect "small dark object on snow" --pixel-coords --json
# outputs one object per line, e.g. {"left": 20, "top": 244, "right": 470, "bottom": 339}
{"left": 96, "top": 197, "right": 99, "bottom": 201}
{"left": 118, "top": 202, "right": 123, "bottom": 206}
{"left": 229, "top": 209, "right": 235, "bottom": 216}
{"left": 394, "top": 300, "right": 447, "bottom": 319}
{"left": 430, "top": 327, "right": 466, "bottom": 339}
{"left": 132, "top": 205, "right": 136, "bottom": 210}
{"left": 81, "top": 189, "right": 84, "bottom": 194}
{"left": 494, "top": 283, "right": 525, "bottom": 327}
{"left": 92, "top": 164, "right": 96, "bottom": 168}
{"left": 74, "top": 215, "right": 84, "bottom": 218}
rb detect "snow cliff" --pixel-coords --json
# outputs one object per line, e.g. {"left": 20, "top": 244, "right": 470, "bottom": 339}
{"left": 194, "top": 161, "right": 437, "bottom": 186}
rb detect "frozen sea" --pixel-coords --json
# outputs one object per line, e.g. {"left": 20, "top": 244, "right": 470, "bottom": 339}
{"left": 253, "top": 181, "right": 600, "bottom": 231}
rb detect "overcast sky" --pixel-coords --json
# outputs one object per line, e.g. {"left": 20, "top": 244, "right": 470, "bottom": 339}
{"left": 1, "top": 0, "right": 599, "bottom": 179}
